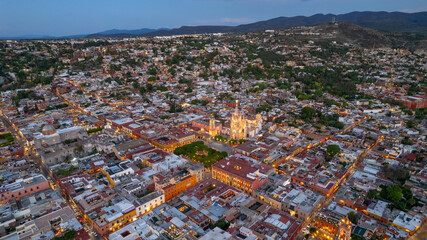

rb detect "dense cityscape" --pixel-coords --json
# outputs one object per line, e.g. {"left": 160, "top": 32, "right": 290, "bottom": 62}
{"left": 0, "top": 21, "right": 426, "bottom": 240}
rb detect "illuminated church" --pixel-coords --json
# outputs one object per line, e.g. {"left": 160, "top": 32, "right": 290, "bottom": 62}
{"left": 230, "top": 100, "right": 247, "bottom": 140}
{"left": 229, "top": 100, "right": 263, "bottom": 140}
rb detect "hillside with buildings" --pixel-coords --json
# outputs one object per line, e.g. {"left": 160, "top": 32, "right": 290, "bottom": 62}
{"left": 0, "top": 22, "right": 425, "bottom": 240}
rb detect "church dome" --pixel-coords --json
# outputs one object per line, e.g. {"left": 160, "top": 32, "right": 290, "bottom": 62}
{"left": 42, "top": 125, "right": 57, "bottom": 136}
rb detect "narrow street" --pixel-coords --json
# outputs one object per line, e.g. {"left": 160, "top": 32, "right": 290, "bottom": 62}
{"left": 296, "top": 135, "right": 384, "bottom": 240}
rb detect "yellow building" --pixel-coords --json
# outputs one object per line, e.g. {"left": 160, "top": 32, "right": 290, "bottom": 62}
{"left": 91, "top": 199, "right": 136, "bottom": 236}
{"left": 338, "top": 216, "right": 352, "bottom": 240}
{"left": 209, "top": 118, "right": 219, "bottom": 137}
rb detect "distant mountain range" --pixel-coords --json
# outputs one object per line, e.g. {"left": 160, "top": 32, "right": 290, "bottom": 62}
{"left": 2, "top": 11, "right": 426, "bottom": 40}
{"left": 94, "top": 28, "right": 170, "bottom": 35}
{"left": 0, "top": 28, "right": 169, "bottom": 40}
{"left": 135, "top": 11, "right": 427, "bottom": 38}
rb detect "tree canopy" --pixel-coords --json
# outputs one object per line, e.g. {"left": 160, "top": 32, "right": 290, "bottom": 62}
{"left": 326, "top": 144, "right": 340, "bottom": 157}
{"left": 301, "top": 107, "right": 316, "bottom": 121}
{"left": 347, "top": 212, "right": 358, "bottom": 224}
{"left": 174, "top": 141, "right": 227, "bottom": 168}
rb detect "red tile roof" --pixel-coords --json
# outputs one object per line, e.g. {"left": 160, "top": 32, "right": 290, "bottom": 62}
{"left": 75, "top": 229, "right": 90, "bottom": 240}
{"left": 212, "top": 156, "right": 273, "bottom": 182}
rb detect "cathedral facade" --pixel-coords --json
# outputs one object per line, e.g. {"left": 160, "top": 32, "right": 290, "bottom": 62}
{"left": 230, "top": 101, "right": 247, "bottom": 140}
{"left": 208, "top": 118, "right": 221, "bottom": 137}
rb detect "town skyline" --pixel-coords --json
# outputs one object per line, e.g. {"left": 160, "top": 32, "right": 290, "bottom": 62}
{"left": 0, "top": 4, "right": 426, "bottom": 240}
{"left": 1, "top": 0, "right": 427, "bottom": 37}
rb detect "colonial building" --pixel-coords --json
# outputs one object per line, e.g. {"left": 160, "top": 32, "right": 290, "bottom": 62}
{"left": 229, "top": 101, "right": 263, "bottom": 140}
{"left": 212, "top": 154, "right": 274, "bottom": 193}
{"left": 134, "top": 191, "right": 164, "bottom": 217}
{"left": 230, "top": 100, "right": 246, "bottom": 140}
{"left": 0, "top": 174, "right": 50, "bottom": 204}
{"left": 89, "top": 199, "right": 136, "bottom": 237}
{"left": 208, "top": 118, "right": 221, "bottom": 137}
{"left": 153, "top": 162, "right": 203, "bottom": 201}
{"left": 246, "top": 114, "right": 263, "bottom": 138}
{"left": 191, "top": 118, "right": 222, "bottom": 137}
{"left": 339, "top": 216, "right": 352, "bottom": 240}
{"left": 33, "top": 125, "right": 87, "bottom": 148}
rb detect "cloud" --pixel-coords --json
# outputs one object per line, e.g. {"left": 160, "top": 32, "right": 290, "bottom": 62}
{"left": 219, "top": 17, "right": 254, "bottom": 24}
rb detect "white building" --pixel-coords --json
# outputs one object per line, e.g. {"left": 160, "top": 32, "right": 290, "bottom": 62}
{"left": 151, "top": 154, "right": 187, "bottom": 172}
{"left": 105, "top": 161, "right": 134, "bottom": 183}
{"left": 134, "top": 191, "right": 165, "bottom": 217}
{"left": 33, "top": 125, "right": 87, "bottom": 148}
{"left": 200, "top": 227, "right": 233, "bottom": 240}
{"left": 108, "top": 218, "right": 160, "bottom": 240}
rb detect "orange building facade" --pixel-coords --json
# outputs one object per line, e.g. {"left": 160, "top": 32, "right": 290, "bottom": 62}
{"left": 159, "top": 174, "right": 198, "bottom": 202}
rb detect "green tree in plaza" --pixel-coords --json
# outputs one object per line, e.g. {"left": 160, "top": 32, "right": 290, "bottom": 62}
{"left": 173, "top": 141, "right": 228, "bottom": 168}
{"left": 214, "top": 135, "right": 227, "bottom": 142}
{"left": 326, "top": 144, "right": 340, "bottom": 157}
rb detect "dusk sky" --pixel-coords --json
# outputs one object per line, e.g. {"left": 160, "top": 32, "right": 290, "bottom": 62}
{"left": 0, "top": 0, "right": 426, "bottom": 37}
